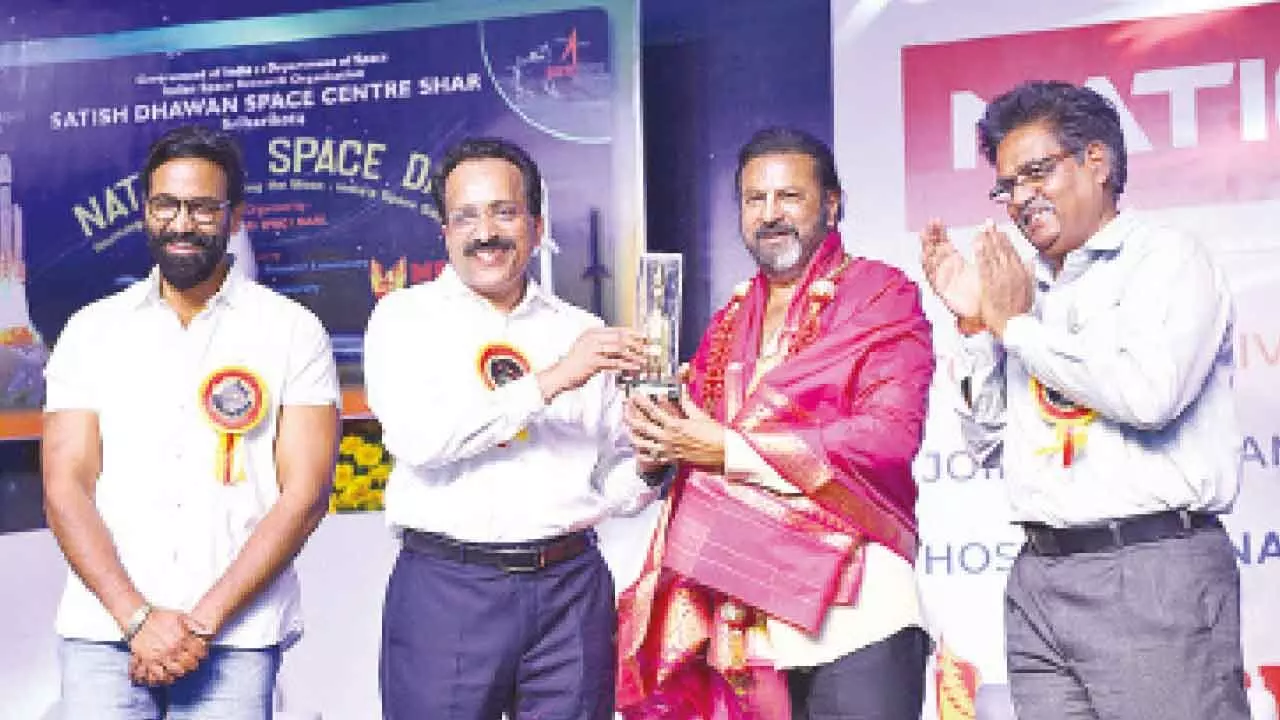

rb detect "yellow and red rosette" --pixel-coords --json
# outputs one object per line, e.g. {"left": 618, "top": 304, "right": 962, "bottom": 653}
{"left": 1031, "top": 376, "right": 1095, "bottom": 468}
{"left": 476, "top": 343, "right": 531, "bottom": 390}
{"left": 199, "top": 366, "right": 268, "bottom": 485}
{"left": 477, "top": 343, "right": 531, "bottom": 443}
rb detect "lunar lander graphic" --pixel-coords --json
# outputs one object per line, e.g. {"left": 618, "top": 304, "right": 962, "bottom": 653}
{"left": 0, "top": 153, "right": 48, "bottom": 409}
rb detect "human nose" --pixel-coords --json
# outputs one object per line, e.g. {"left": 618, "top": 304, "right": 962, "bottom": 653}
{"left": 762, "top": 193, "right": 783, "bottom": 222}
{"left": 168, "top": 201, "right": 197, "bottom": 232}
{"left": 472, "top": 209, "right": 497, "bottom": 238}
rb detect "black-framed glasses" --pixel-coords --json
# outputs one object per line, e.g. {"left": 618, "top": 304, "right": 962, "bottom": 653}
{"left": 988, "top": 150, "right": 1079, "bottom": 204}
{"left": 146, "top": 194, "right": 232, "bottom": 225}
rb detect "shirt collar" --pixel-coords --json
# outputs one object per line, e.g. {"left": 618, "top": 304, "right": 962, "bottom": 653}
{"left": 129, "top": 260, "right": 244, "bottom": 311}
{"left": 1032, "top": 210, "right": 1132, "bottom": 286}
{"left": 436, "top": 264, "right": 554, "bottom": 316}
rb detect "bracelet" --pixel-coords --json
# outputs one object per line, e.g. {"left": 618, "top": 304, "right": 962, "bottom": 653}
{"left": 122, "top": 602, "right": 153, "bottom": 644}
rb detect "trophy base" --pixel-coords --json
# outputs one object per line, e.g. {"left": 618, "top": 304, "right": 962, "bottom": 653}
{"left": 622, "top": 379, "right": 680, "bottom": 403}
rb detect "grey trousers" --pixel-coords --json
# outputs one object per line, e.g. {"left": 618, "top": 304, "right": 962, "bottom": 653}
{"left": 1004, "top": 524, "right": 1249, "bottom": 720}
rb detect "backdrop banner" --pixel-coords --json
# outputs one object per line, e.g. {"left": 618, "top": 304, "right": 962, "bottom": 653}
{"left": 832, "top": 1, "right": 1280, "bottom": 717}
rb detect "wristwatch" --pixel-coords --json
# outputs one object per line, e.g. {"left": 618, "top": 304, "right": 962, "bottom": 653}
{"left": 122, "top": 602, "right": 154, "bottom": 644}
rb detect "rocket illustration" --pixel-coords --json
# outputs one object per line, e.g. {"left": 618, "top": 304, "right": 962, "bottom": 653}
{"left": 0, "top": 151, "right": 46, "bottom": 411}
{"left": 0, "top": 153, "right": 12, "bottom": 278}
{"left": 0, "top": 152, "right": 36, "bottom": 342}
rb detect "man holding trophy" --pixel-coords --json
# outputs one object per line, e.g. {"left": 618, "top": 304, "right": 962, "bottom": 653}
{"left": 618, "top": 127, "right": 935, "bottom": 719}
{"left": 364, "top": 137, "right": 669, "bottom": 720}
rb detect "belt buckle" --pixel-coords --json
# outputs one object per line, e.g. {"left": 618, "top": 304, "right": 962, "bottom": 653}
{"left": 1176, "top": 509, "right": 1195, "bottom": 538}
{"left": 500, "top": 548, "right": 545, "bottom": 574}
{"left": 1026, "top": 526, "right": 1059, "bottom": 555}
{"left": 1107, "top": 520, "right": 1125, "bottom": 549}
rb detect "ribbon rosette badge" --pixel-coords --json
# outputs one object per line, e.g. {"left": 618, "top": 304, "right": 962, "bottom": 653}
{"left": 478, "top": 343, "right": 530, "bottom": 390}
{"left": 199, "top": 367, "right": 268, "bottom": 485}
{"left": 478, "top": 343, "right": 531, "bottom": 444}
{"left": 1031, "top": 376, "right": 1095, "bottom": 468}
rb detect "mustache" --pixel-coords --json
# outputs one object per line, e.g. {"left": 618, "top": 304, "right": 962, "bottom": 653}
{"left": 463, "top": 236, "right": 518, "bottom": 256}
{"left": 152, "top": 230, "right": 218, "bottom": 249}
{"left": 1017, "top": 195, "right": 1055, "bottom": 227}
{"left": 754, "top": 221, "right": 798, "bottom": 241}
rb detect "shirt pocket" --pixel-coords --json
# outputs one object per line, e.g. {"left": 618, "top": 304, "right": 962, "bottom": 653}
{"left": 1062, "top": 278, "right": 1123, "bottom": 341}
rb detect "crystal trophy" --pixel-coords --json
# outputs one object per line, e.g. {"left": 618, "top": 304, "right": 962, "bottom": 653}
{"left": 625, "top": 252, "right": 682, "bottom": 401}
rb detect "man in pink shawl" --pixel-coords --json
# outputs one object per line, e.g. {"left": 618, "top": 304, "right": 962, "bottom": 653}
{"left": 619, "top": 127, "right": 935, "bottom": 719}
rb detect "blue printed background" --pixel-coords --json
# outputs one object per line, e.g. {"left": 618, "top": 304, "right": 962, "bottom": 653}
{"left": 0, "top": 5, "right": 616, "bottom": 375}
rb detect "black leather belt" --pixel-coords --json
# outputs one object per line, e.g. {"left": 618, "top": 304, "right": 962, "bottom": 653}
{"left": 401, "top": 529, "right": 593, "bottom": 573}
{"left": 1021, "top": 509, "right": 1220, "bottom": 556}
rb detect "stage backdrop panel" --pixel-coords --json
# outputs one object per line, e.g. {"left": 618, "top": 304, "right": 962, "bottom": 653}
{"left": 0, "top": 1, "right": 643, "bottom": 717}
{"left": 0, "top": 0, "right": 646, "bottom": 439}
{"left": 832, "top": 1, "right": 1280, "bottom": 718}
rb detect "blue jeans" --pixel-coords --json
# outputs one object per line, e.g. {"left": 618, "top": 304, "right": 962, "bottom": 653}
{"left": 59, "top": 638, "right": 281, "bottom": 720}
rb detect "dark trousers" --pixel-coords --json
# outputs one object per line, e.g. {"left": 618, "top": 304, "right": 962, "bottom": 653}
{"left": 1005, "top": 525, "right": 1249, "bottom": 720}
{"left": 379, "top": 543, "right": 616, "bottom": 720}
{"left": 787, "top": 626, "right": 930, "bottom": 720}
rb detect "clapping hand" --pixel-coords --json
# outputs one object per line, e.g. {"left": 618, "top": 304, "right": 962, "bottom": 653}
{"left": 920, "top": 219, "right": 983, "bottom": 321}
{"left": 974, "top": 221, "right": 1034, "bottom": 337}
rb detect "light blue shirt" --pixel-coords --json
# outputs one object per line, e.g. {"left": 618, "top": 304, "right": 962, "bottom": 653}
{"left": 960, "top": 212, "right": 1240, "bottom": 527}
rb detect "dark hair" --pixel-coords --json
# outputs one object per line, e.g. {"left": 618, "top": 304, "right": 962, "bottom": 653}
{"left": 735, "top": 127, "right": 841, "bottom": 198}
{"left": 141, "top": 125, "right": 246, "bottom": 205}
{"left": 431, "top": 137, "right": 542, "bottom": 219}
{"left": 977, "top": 80, "right": 1127, "bottom": 197}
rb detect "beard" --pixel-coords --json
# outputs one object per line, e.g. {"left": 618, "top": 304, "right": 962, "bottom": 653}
{"left": 146, "top": 227, "right": 229, "bottom": 290}
{"left": 748, "top": 231, "right": 804, "bottom": 276}
{"left": 745, "top": 213, "right": 827, "bottom": 279}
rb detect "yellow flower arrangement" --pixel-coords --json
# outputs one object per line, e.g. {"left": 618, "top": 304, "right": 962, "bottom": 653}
{"left": 354, "top": 443, "right": 384, "bottom": 467}
{"left": 330, "top": 420, "right": 393, "bottom": 513}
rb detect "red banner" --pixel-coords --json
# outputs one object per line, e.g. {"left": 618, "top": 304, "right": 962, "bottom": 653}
{"left": 902, "top": 3, "right": 1280, "bottom": 228}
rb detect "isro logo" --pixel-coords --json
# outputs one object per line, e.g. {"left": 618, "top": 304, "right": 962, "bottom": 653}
{"left": 368, "top": 257, "right": 449, "bottom": 298}
{"left": 902, "top": 3, "right": 1280, "bottom": 228}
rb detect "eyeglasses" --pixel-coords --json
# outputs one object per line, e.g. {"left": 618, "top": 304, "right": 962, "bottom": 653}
{"left": 445, "top": 202, "right": 527, "bottom": 229}
{"left": 146, "top": 194, "right": 232, "bottom": 226}
{"left": 988, "top": 150, "right": 1079, "bottom": 205}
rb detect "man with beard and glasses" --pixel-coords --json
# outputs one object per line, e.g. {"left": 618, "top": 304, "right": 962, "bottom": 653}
{"left": 919, "top": 80, "right": 1246, "bottom": 720}
{"left": 363, "top": 136, "right": 667, "bottom": 720}
{"left": 617, "top": 127, "right": 934, "bottom": 719}
{"left": 42, "top": 124, "right": 340, "bottom": 719}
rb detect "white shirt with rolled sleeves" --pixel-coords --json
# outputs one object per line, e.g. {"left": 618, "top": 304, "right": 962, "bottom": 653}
{"left": 43, "top": 268, "right": 340, "bottom": 647}
{"left": 959, "top": 212, "right": 1240, "bottom": 527}
{"left": 363, "top": 266, "right": 659, "bottom": 543}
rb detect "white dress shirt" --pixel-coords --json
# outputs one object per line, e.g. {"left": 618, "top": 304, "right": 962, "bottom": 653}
{"left": 363, "top": 267, "right": 657, "bottom": 542}
{"left": 960, "top": 212, "right": 1240, "bottom": 526}
{"left": 44, "top": 268, "right": 340, "bottom": 647}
